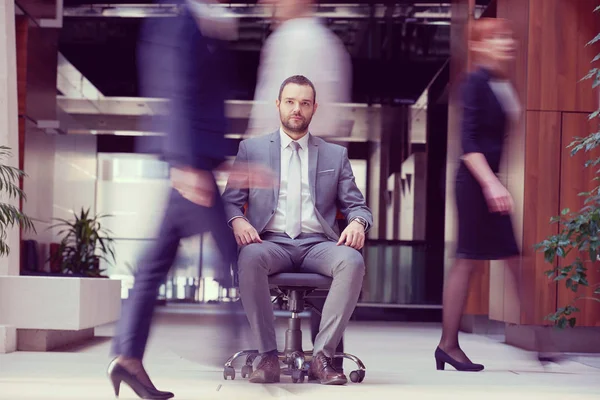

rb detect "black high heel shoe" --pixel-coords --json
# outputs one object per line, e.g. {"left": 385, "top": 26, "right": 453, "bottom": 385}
{"left": 107, "top": 358, "right": 174, "bottom": 399}
{"left": 435, "top": 347, "right": 484, "bottom": 372}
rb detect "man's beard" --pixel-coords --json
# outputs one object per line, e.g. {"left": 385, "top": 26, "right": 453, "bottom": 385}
{"left": 281, "top": 113, "right": 311, "bottom": 133}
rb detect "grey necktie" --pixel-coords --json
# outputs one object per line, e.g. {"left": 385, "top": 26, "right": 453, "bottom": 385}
{"left": 285, "top": 141, "right": 302, "bottom": 239}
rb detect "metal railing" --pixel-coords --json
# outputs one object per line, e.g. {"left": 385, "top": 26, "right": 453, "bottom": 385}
{"left": 62, "top": 2, "right": 487, "bottom": 22}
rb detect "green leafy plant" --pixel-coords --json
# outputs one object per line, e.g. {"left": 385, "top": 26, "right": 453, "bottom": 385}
{"left": 49, "top": 208, "right": 115, "bottom": 277}
{"left": 122, "top": 261, "right": 136, "bottom": 276}
{"left": 535, "top": 6, "right": 600, "bottom": 328}
{"left": 0, "top": 146, "right": 35, "bottom": 256}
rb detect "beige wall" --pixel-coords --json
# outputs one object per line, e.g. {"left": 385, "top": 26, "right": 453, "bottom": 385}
{"left": 22, "top": 132, "right": 97, "bottom": 270}
{"left": 22, "top": 123, "right": 56, "bottom": 244}
{"left": 1, "top": 0, "right": 21, "bottom": 353}
{"left": 52, "top": 134, "right": 98, "bottom": 227}
{"left": 0, "top": 0, "right": 20, "bottom": 277}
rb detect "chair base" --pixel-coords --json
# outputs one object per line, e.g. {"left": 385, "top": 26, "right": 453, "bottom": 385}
{"left": 223, "top": 349, "right": 366, "bottom": 383}
{"left": 224, "top": 284, "right": 365, "bottom": 383}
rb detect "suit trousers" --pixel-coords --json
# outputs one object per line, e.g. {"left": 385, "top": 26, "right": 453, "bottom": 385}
{"left": 310, "top": 297, "right": 344, "bottom": 369}
{"left": 111, "top": 189, "right": 236, "bottom": 359}
{"left": 237, "top": 232, "right": 365, "bottom": 358}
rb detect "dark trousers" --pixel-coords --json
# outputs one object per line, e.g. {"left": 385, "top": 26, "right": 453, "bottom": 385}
{"left": 111, "top": 189, "right": 236, "bottom": 359}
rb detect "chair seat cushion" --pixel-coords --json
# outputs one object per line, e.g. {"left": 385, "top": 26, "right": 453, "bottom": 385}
{"left": 268, "top": 272, "right": 332, "bottom": 289}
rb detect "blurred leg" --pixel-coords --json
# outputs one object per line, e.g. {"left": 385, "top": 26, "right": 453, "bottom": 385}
{"left": 110, "top": 196, "right": 183, "bottom": 391}
{"left": 504, "top": 257, "right": 561, "bottom": 356}
{"left": 112, "top": 204, "right": 181, "bottom": 361}
{"left": 504, "top": 257, "right": 527, "bottom": 319}
{"left": 438, "top": 258, "right": 477, "bottom": 363}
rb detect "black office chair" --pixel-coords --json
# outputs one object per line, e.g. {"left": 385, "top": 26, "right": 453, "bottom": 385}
{"left": 223, "top": 215, "right": 366, "bottom": 384}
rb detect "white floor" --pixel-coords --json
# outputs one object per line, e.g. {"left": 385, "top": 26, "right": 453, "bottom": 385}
{"left": 1, "top": 305, "right": 599, "bottom": 400}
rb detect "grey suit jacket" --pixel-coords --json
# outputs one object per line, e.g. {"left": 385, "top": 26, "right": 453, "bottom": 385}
{"left": 222, "top": 131, "right": 373, "bottom": 241}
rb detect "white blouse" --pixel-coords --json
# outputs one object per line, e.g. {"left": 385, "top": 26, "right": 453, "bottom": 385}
{"left": 488, "top": 79, "right": 522, "bottom": 126}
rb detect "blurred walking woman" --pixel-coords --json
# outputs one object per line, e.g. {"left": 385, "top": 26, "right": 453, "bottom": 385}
{"left": 435, "top": 18, "right": 522, "bottom": 372}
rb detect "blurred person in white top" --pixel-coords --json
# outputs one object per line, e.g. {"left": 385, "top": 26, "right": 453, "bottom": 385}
{"left": 246, "top": 0, "right": 352, "bottom": 138}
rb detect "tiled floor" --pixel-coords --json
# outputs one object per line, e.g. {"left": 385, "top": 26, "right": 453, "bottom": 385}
{"left": 1, "top": 304, "right": 599, "bottom": 399}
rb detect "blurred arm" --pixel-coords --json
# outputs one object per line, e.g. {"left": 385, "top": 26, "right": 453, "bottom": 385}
{"left": 460, "top": 74, "right": 500, "bottom": 189}
{"left": 222, "top": 141, "right": 251, "bottom": 223}
{"left": 142, "top": 10, "right": 230, "bottom": 172}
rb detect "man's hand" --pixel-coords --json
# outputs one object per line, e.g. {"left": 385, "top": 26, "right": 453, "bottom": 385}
{"left": 232, "top": 217, "right": 263, "bottom": 246}
{"left": 337, "top": 220, "right": 366, "bottom": 250}
{"left": 171, "top": 167, "right": 216, "bottom": 207}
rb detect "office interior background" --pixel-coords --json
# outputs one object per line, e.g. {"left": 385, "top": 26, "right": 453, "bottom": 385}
{"left": 17, "top": 0, "right": 461, "bottom": 310}
{"left": 1, "top": 0, "right": 600, "bottom": 358}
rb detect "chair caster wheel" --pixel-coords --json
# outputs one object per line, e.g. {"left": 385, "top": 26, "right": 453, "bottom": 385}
{"left": 349, "top": 370, "right": 365, "bottom": 383}
{"left": 223, "top": 366, "right": 235, "bottom": 380}
{"left": 291, "top": 370, "right": 305, "bottom": 383}
{"left": 241, "top": 365, "right": 253, "bottom": 379}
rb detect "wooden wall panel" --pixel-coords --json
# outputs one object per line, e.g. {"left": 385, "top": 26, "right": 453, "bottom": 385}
{"left": 495, "top": 0, "right": 600, "bottom": 327}
{"left": 15, "top": 15, "right": 29, "bottom": 184}
{"left": 522, "top": 111, "right": 561, "bottom": 324}
{"left": 464, "top": 261, "right": 490, "bottom": 315}
{"left": 558, "top": 113, "right": 600, "bottom": 326}
{"left": 15, "top": 15, "right": 29, "bottom": 262}
{"left": 15, "top": 16, "right": 59, "bottom": 124}
{"left": 17, "top": 0, "right": 58, "bottom": 20}
{"left": 527, "top": 0, "right": 600, "bottom": 113}
{"left": 25, "top": 26, "right": 58, "bottom": 122}
{"left": 15, "top": 16, "right": 28, "bottom": 117}
{"left": 575, "top": 2, "right": 600, "bottom": 113}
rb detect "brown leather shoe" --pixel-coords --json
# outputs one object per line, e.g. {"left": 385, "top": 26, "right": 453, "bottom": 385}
{"left": 248, "top": 353, "right": 280, "bottom": 383}
{"left": 309, "top": 352, "right": 347, "bottom": 385}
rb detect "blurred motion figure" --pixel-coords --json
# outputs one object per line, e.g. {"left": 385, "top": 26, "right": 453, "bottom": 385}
{"left": 435, "top": 18, "right": 522, "bottom": 372}
{"left": 107, "top": 2, "right": 274, "bottom": 399}
{"left": 246, "top": 0, "right": 352, "bottom": 138}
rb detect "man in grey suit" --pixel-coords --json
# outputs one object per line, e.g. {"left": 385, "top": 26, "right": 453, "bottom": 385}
{"left": 222, "top": 75, "right": 372, "bottom": 385}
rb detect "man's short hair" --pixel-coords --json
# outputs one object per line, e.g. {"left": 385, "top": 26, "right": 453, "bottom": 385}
{"left": 278, "top": 75, "right": 316, "bottom": 102}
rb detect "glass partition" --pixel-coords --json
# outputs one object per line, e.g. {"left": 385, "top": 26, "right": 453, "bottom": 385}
{"left": 361, "top": 241, "right": 429, "bottom": 306}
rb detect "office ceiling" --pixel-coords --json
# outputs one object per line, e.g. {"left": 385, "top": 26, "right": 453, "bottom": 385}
{"left": 57, "top": 1, "right": 490, "bottom": 103}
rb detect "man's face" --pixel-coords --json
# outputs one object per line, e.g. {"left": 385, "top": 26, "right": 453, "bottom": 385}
{"left": 276, "top": 83, "right": 317, "bottom": 134}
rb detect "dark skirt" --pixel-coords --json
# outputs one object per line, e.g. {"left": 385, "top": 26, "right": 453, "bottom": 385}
{"left": 454, "top": 169, "right": 520, "bottom": 260}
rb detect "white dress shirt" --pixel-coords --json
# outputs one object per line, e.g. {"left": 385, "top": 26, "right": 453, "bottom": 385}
{"left": 264, "top": 129, "right": 324, "bottom": 235}
{"left": 247, "top": 17, "right": 352, "bottom": 138}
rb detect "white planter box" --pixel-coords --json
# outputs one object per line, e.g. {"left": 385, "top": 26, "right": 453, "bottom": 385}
{"left": 0, "top": 276, "right": 121, "bottom": 330}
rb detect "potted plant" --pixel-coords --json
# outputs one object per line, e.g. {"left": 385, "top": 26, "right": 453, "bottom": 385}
{"left": 535, "top": 5, "right": 600, "bottom": 328}
{"left": 5, "top": 207, "right": 122, "bottom": 345}
{"left": 49, "top": 208, "right": 116, "bottom": 277}
{"left": 0, "top": 145, "right": 35, "bottom": 256}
